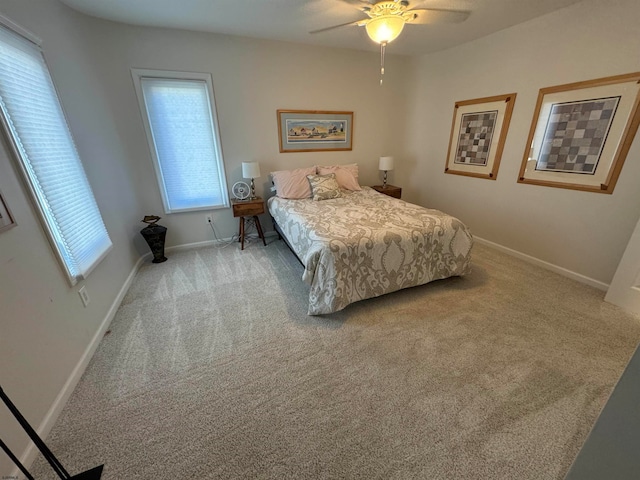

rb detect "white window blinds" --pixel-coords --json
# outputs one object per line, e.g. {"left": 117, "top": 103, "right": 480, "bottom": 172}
{"left": 0, "top": 24, "right": 112, "bottom": 285}
{"left": 132, "top": 71, "right": 229, "bottom": 213}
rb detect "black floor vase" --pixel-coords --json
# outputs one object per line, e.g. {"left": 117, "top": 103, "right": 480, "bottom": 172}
{"left": 140, "top": 222, "right": 168, "bottom": 263}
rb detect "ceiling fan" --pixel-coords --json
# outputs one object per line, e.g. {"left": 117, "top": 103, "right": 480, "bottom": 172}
{"left": 311, "top": 0, "right": 471, "bottom": 84}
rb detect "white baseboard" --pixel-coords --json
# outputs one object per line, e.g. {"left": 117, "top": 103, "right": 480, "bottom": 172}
{"left": 13, "top": 254, "right": 148, "bottom": 477}
{"left": 166, "top": 238, "right": 230, "bottom": 252}
{"left": 473, "top": 236, "right": 609, "bottom": 292}
{"left": 164, "top": 231, "right": 279, "bottom": 253}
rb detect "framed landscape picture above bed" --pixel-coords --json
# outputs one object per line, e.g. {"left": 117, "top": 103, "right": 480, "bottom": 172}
{"left": 445, "top": 93, "right": 516, "bottom": 180}
{"left": 518, "top": 72, "right": 640, "bottom": 194}
{"left": 277, "top": 110, "right": 353, "bottom": 153}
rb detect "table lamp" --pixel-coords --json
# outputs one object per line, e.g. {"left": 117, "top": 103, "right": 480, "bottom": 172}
{"left": 242, "top": 161, "right": 261, "bottom": 200}
{"left": 379, "top": 156, "right": 394, "bottom": 188}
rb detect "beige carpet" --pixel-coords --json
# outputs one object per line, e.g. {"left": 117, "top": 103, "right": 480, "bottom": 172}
{"left": 30, "top": 240, "right": 640, "bottom": 479}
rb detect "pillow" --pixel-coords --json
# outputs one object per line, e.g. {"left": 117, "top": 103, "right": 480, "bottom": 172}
{"left": 306, "top": 173, "right": 342, "bottom": 201}
{"left": 316, "top": 163, "right": 361, "bottom": 191}
{"left": 271, "top": 166, "right": 317, "bottom": 199}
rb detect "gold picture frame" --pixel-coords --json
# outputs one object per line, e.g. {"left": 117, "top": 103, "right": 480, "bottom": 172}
{"left": 518, "top": 72, "right": 640, "bottom": 194}
{"left": 445, "top": 93, "right": 516, "bottom": 180}
{"left": 0, "top": 189, "right": 17, "bottom": 233}
{"left": 277, "top": 110, "right": 353, "bottom": 153}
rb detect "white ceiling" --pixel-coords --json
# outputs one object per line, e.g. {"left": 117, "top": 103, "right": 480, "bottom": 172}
{"left": 58, "top": 0, "right": 584, "bottom": 56}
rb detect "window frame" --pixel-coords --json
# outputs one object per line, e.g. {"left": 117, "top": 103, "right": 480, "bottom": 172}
{"left": 130, "top": 68, "right": 230, "bottom": 213}
{"left": 0, "top": 15, "right": 112, "bottom": 286}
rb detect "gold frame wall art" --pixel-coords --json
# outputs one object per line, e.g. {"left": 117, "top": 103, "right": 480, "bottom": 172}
{"left": 518, "top": 72, "right": 640, "bottom": 194}
{"left": 445, "top": 93, "right": 517, "bottom": 180}
{"left": 277, "top": 110, "right": 353, "bottom": 153}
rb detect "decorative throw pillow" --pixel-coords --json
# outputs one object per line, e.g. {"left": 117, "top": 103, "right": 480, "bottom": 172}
{"left": 316, "top": 163, "right": 362, "bottom": 191}
{"left": 271, "top": 166, "right": 317, "bottom": 199}
{"left": 307, "top": 173, "right": 342, "bottom": 201}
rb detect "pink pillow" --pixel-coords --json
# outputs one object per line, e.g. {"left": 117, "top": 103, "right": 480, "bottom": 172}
{"left": 271, "top": 166, "right": 317, "bottom": 199}
{"left": 316, "top": 164, "right": 361, "bottom": 191}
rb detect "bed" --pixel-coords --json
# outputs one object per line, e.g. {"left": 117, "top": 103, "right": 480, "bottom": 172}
{"left": 268, "top": 177, "right": 473, "bottom": 315}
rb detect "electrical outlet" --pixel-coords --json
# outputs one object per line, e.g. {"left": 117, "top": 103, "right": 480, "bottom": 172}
{"left": 78, "top": 286, "right": 90, "bottom": 307}
{"left": 206, "top": 215, "right": 212, "bottom": 224}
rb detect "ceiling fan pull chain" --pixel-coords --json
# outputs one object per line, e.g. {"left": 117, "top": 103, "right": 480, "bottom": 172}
{"left": 380, "top": 41, "right": 386, "bottom": 86}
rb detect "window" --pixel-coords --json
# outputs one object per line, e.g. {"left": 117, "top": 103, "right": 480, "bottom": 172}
{"left": 0, "top": 19, "right": 112, "bottom": 286}
{"left": 131, "top": 69, "right": 229, "bottom": 213}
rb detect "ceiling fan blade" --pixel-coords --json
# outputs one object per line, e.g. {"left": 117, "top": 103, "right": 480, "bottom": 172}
{"left": 339, "top": 0, "right": 376, "bottom": 7}
{"left": 309, "top": 19, "right": 365, "bottom": 35}
{"left": 407, "top": 8, "right": 471, "bottom": 24}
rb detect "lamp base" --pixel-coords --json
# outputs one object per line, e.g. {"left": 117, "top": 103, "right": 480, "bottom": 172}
{"left": 70, "top": 465, "right": 104, "bottom": 479}
{"left": 249, "top": 178, "right": 257, "bottom": 200}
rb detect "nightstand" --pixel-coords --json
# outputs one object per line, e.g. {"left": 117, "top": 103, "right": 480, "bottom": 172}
{"left": 371, "top": 185, "right": 402, "bottom": 199}
{"left": 231, "top": 198, "right": 266, "bottom": 250}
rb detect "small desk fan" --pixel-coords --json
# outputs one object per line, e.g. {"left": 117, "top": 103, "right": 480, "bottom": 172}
{"left": 232, "top": 181, "right": 250, "bottom": 201}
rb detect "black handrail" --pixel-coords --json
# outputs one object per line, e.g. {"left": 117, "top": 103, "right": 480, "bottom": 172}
{"left": 0, "top": 385, "right": 103, "bottom": 479}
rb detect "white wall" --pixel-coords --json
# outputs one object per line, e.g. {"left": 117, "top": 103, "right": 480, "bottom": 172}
{"left": 0, "top": 1, "right": 144, "bottom": 474}
{"left": 407, "top": 0, "right": 640, "bottom": 285}
{"left": 81, "top": 21, "right": 414, "bottom": 248}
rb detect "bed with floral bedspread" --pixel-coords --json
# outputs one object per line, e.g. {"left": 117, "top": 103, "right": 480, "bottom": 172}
{"left": 267, "top": 187, "right": 473, "bottom": 315}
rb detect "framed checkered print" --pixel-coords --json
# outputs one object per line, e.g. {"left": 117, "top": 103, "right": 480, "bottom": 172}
{"left": 445, "top": 93, "right": 516, "bottom": 180}
{"left": 518, "top": 72, "right": 640, "bottom": 194}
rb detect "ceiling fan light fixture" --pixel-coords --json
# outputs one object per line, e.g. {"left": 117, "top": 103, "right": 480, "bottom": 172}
{"left": 365, "top": 15, "right": 405, "bottom": 44}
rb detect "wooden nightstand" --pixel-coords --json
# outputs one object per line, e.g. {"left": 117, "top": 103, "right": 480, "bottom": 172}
{"left": 231, "top": 198, "right": 266, "bottom": 250}
{"left": 371, "top": 185, "right": 402, "bottom": 199}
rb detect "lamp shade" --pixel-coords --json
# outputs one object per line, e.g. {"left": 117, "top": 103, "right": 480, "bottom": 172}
{"left": 379, "top": 156, "right": 394, "bottom": 171}
{"left": 365, "top": 16, "right": 405, "bottom": 44}
{"left": 242, "top": 161, "right": 261, "bottom": 179}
